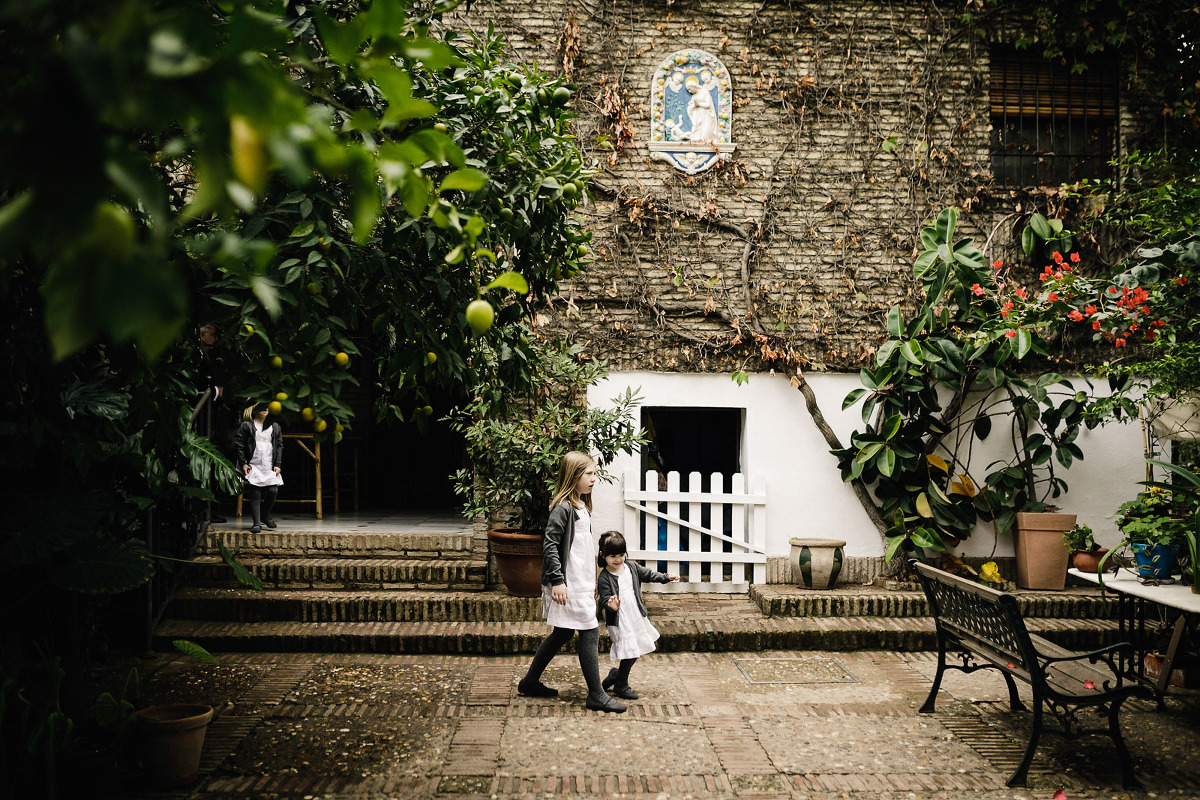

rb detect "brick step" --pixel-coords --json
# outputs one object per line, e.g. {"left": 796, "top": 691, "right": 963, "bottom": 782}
{"left": 153, "top": 615, "right": 1121, "bottom": 656}
{"left": 751, "top": 584, "right": 1117, "bottom": 620}
{"left": 185, "top": 556, "right": 487, "bottom": 590}
{"left": 198, "top": 529, "right": 474, "bottom": 558}
{"left": 168, "top": 588, "right": 540, "bottom": 622}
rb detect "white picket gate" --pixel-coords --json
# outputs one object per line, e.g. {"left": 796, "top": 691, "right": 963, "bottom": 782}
{"left": 622, "top": 470, "right": 766, "bottom": 593}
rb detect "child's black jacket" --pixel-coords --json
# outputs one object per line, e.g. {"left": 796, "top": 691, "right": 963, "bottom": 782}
{"left": 597, "top": 562, "right": 671, "bottom": 626}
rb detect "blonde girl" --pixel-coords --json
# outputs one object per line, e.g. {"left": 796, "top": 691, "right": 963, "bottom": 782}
{"left": 235, "top": 402, "right": 283, "bottom": 533}
{"left": 517, "top": 451, "right": 626, "bottom": 713}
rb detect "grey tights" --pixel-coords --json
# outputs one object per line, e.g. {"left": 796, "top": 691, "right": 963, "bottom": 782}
{"left": 522, "top": 626, "right": 608, "bottom": 703}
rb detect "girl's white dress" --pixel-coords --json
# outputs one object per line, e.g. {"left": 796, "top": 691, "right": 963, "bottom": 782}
{"left": 543, "top": 505, "right": 597, "bottom": 630}
{"left": 608, "top": 564, "right": 661, "bottom": 661}
{"left": 245, "top": 423, "right": 284, "bottom": 487}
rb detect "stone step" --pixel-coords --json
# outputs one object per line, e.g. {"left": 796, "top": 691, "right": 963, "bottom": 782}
{"left": 198, "top": 529, "right": 475, "bottom": 559}
{"left": 751, "top": 584, "right": 1117, "bottom": 620}
{"left": 154, "top": 614, "right": 1121, "bottom": 655}
{"left": 169, "top": 588, "right": 539, "bottom": 622}
{"left": 185, "top": 556, "right": 487, "bottom": 590}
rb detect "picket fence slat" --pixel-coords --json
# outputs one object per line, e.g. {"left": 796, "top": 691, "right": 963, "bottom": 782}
{"left": 622, "top": 469, "right": 766, "bottom": 593}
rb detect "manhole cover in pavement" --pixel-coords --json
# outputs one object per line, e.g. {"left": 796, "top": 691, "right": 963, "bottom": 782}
{"left": 734, "top": 656, "right": 857, "bottom": 684}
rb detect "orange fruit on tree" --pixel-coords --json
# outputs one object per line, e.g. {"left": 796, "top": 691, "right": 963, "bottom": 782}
{"left": 334, "top": 352, "right": 350, "bottom": 367}
{"left": 267, "top": 401, "right": 282, "bottom": 415}
{"left": 313, "top": 419, "right": 327, "bottom": 433}
{"left": 465, "top": 299, "right": 494, "bottom": 335}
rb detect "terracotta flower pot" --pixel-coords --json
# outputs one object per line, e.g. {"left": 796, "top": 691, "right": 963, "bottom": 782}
{"left": 1071, "top": 547, "right": 1110, "bottom": 573}
{"left": 1014, "top": 512, "right": 1074, "bottom": 590}
{"left": 488, "top": 527, "right": 543, "bottom": 597}
{"left": 132, "top": 703, "right": 213, "bottom": 788}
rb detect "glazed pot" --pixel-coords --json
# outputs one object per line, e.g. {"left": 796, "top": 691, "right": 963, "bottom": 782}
{"left": 789, "top": 538, "right": 845, "bottom": 589}
{"left": 1131, "top": 542, "right": 1178, "bottom": 580}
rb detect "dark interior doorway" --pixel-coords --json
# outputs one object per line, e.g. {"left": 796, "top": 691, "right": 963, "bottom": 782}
{"left": 641, "top": 406, "right": 742, "bottom": 479}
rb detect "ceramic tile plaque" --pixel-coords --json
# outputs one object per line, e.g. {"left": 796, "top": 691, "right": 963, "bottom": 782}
{"left": 648, "top": 49, "right": 736, "bottom": 174}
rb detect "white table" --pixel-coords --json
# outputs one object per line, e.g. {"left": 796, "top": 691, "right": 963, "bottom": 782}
{"left": 1069, "top": 567, "right": 1200, "bottom": 701}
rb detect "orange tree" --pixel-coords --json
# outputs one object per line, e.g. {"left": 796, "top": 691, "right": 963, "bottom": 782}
{"left": 0, "top": 1, "right": 588, "bottom": 793}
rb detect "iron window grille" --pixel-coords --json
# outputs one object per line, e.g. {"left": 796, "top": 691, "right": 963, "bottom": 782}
{"left": 990, "top": 47, "right": 1120, "bottom": 186}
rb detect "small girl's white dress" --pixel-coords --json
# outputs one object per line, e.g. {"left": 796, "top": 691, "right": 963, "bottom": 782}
{"left": 245, "top": 423, "right": 284, "bottom": 487}
{"left": 543, "top": 505, "right": 597, "bottom": 630}
{"left": 608, "top": 564, "right": 661, "bottom": 661}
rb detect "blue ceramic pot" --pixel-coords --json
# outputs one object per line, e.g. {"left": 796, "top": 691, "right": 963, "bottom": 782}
{"left": 1131, "top": 542, "right": 1178, "bottom": 580}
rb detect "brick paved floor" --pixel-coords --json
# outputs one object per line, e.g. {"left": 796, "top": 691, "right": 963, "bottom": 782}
{"left": 81, "top": 649, "right": 1200, "bottom": 800}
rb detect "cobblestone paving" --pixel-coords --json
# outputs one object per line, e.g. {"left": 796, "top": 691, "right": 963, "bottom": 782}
{"left": 82, "top": 649, "right": 1200, "bottom": 800}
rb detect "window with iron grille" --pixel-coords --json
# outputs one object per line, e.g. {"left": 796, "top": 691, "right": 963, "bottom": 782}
{"left": 990, "top": 47, "right": 1120, "bottom": 186}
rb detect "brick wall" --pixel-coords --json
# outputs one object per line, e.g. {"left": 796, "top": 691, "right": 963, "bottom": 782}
{"left": 460, "top": 0, "right": 1026, "bottom": 374}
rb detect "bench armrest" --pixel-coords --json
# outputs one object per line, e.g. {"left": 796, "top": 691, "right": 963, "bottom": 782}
{"left": 1040, "top": 641, "right": 1135, "bottom": 666}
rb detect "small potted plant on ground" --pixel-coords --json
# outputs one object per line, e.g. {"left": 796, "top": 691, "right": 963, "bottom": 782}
{"left": 449, "top": 328, "right": 645, "bottom": 596}
{"left": 1063, "top": 523, "right": 1109, "bottom": 573}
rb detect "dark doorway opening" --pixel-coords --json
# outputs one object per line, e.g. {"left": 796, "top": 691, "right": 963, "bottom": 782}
{"left": 639, "top": 406, "right": 744, "bottom": 580}
{"left": 641, "top": 406, "right": 742, "bottom": 478}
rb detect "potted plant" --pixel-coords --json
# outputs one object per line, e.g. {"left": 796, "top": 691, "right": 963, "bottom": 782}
{"left": 1097, "top": 478, "right": 1193, "bottom": 583}
{"left": 833, "top": 209, "right": 1102, "bottom": 581}
{"left": 449, "top": 329, "right": 645, "bottom": 596}
{"left": 1064, "top": 523, "right": 1110, "bottom": 573}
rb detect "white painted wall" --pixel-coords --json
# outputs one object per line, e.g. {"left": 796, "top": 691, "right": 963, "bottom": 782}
{"left": 587, "top": 371, "right": 1148, "bottom": 561}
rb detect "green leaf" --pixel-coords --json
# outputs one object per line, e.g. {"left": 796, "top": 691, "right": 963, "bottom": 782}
{"left": 880, "top": 413, "right": 902, "bottom": 440}
{"left": 1015, "top": 328, "right": 1032, "bottom": 359}
{"left": 439, "top": 168, "right": 488, "bottom": 193}
{"left": 486, "top": 270, "right": 529, "bottom": 294}
{"left": 973, "top": 415, "right": 992, "bottom": 440}
{"left": 915, "top": 492, "right": 932, "bottom": 518}
{"left": 314, "top": 9, "right": 364, "bottom": 65}
{"left": 173, "top": 640, "right": 220, "bottom": 665}
{"left": 1029, "top": 212, "right": 1053, "bottom": 241}
{"left": 884, "top": 535, "right": 906, "bottom": 562}
{"left": 1022, "top": 225, "right": 1036, "bottom": 255}
{"left": 875, "top": 340, "right": 899, "bottom": 366}
{"left": 885, "top": 306, "right": 903, "bottom": 338}
{"left": 876, "top": 447, "right": 896, "bottom": 477}
{"left": 217, "top": 542, "right": 263, "bottom": 591}
{"left": 899, "top": 339, "right": 924, "bottom": 365}
{"left": 842, "top": 388, "right": 868, "bottom": 410}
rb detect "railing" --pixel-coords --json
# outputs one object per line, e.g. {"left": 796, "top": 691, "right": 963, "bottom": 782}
{"left": 622, "top": 470, "right": 766, "bottom": 593}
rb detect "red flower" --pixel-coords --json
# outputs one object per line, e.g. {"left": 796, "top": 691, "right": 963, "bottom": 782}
{"left": 1069, "top": 252, "right": 1081, "bottom": 263}
{"left": 1001, "top": 310, "right": 1009, "bottom": 317}
{"left": 1084, "top": 305, "right": 1097, "bottom": 315}
{"left": 1054, "top": 790, "right": 1070, "bottom": 800}
{"left": 1004, "top": 301, "right": 1014, "bottom": 309}
{"left": 1006, "top": 662, "right": 1015, "bottom": 669}
{"left": 1178, "top": 276, "right": 1189, "bottom": 285}
{"left": 993, "top": 259, "right": 1004, "bottom": 270}
{"left": 1083, "top": 679, "right": 1096, "bottom": 690}
{"left": 1015, "top": 287, "right": 1027, "bottom": 299}
{"left": 1146, "top": 329, "right": 1158, "bottom": 340}
{"left": 1047, "top": 292, "right": 1060, "bottom": 302}
{"left": 1093, "top": 321, "right": 1102, "bottom": 331}
{"left": 1068, "top": 310, "right": 1084, "bottom": 322}
{"left": 1107, "top": 286, "right": 1120, "bottom": 295}
{"left": 972, "top": 283, "right": 984, "bottom": 296}
{"left": 1005, "top": 330, "right": 1018, "bottom": 338}
{"left": 1052, "top": 251, "right": 1064, "bottom": 264}
{"left": 1116, "top": 338, "right": 1127, "bottom": 347}
{"left": 1154, "top": 319, "right": 1166, "bottom": 328}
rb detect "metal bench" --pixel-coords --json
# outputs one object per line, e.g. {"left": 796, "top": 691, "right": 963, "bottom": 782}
{"left": 912, "top": 560, "right": 1151, "bottom": 788}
